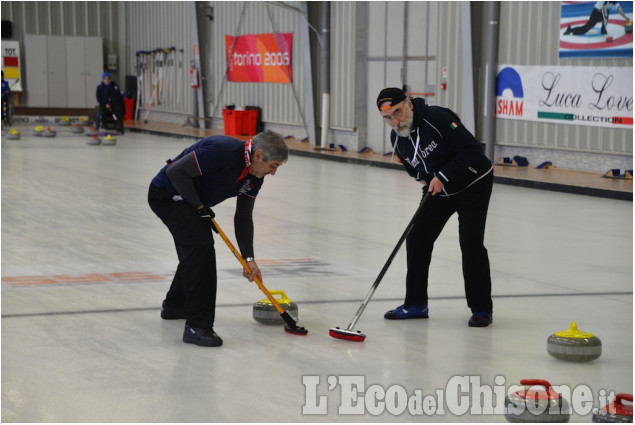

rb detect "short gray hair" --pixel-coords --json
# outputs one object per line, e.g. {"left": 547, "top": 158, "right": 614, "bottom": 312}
{"left": 251, "top": 130, "right": 289, "bottom": 162}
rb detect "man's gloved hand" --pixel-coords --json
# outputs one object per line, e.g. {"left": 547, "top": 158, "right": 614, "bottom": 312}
{"left": 196, "top": 206, "right": 218, "bottom": 233}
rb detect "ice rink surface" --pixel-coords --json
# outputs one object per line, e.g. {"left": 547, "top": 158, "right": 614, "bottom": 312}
{"left": 2, "top": 131, "right": 632, "bottom": 422}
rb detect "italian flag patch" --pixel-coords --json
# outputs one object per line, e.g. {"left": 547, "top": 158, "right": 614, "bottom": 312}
{"left": 450, "top": 122, "right": 459, "bottom": 130}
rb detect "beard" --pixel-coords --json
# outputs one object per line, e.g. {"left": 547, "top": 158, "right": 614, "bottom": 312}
{"left": 393, "top": 108, "right": 414, "bottom": 137}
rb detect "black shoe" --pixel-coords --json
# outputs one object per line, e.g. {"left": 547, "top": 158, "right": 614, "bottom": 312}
{"left": 469, "top": 312, "right": 492, "bottom": 327}
{"left": 183, "top": 325, "right": 223, "bottom": 347}
{"left": 161, "top": 301, "right": 187, "bottom": 320}
{"left": 601, "top": 27, "right": 607, "bottom": 35}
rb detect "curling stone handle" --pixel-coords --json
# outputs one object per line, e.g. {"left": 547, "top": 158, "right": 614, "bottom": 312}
{"left": 615, "top": 393, "right": 633, "bottom": 405}
{"left": 269, "top": 290, "right": 291, "bottom": 302}
{"left": 520, "top": 379, "right": 554, "bottom": 393}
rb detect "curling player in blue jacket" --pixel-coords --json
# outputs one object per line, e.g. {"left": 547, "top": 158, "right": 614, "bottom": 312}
{"left": 377, "top": 87, "right": 494, "bottom": 327}
{"left": 148, "top": 130, "right": 289, "bottom": 346}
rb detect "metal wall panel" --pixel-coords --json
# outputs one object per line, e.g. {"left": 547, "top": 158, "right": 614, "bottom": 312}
{"left": 1, "top": 1, "right": 123, "bottom": 106}
{"left": 490, "top": 1, "right": 633, "bottom": 156}
{"left": 365, "top": 1, "right": 439, "bottom": 153}
{"left": 207, "top": 1, "right": 308, "bottom": 127}
{"left": 126, "top": 1, "right": 193, "bottom": 116}
{"left": 330, "top": 1, "right": 357, "bottom": 130}
{"left": 435, "top": 2, "right": 465, "bottom": 117}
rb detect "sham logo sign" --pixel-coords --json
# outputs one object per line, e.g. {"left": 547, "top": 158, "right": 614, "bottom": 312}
{"left": 496, "top": 67, "right": 524, "bottom": 118}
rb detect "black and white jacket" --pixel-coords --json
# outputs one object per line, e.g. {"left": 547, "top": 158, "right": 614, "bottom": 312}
{"left": 390, "top": 98, "right": 493, "bottom": 197}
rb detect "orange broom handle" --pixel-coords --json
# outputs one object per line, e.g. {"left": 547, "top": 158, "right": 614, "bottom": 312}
{"left": 211, "top": 218, "right": 286, "bottom": 315}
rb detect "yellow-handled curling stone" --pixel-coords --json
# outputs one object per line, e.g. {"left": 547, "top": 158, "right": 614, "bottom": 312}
{"left": 101, "top": 134, "right": 117, "bottom": 146}
{"left": 33, "top": 125, "right": 44, "bottom": 136}
{"left": 57, "top": 116, "right": 71, "bottom": 126}
{"left": 547, "top": 322, "right": 602, "bottom": 362}
{"left": 504, "top": 379, "right": 570, "bottom": 423}
{"left": 6, "top": 129, "right": 21, "bottom": 140}
{"left": 253, "top": 290, "right": 298, "bottom": 325}
{"left": 593, "top": 393, "right": 633, "bottom": 423}
{"left": 211, "top": 217, "right": 307, "bottom": 335}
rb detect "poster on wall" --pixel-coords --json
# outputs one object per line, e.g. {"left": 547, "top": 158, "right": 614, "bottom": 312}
{"left": 496, "top": 65, "right": 632, "bottom": 128}
{"left": 225, "top": 33, "right": 293, "bottom": 83}
{"left": 559, "top": 1, "right": 633, "bottom": 58}
{"left": 1, "top": 40, "right": 22, "bottom": 91}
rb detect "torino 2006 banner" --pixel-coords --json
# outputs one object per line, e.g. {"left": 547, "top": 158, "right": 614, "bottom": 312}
{"left": 496, "top": 65, "right": 633, "bottom": 128}
{"left": 225, "top": 33, "right": 293, "bottom": 83}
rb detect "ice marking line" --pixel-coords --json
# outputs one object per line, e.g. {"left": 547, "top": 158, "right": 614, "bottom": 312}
{"left": 1, "top": 291, "right": 630, "bottom": 319}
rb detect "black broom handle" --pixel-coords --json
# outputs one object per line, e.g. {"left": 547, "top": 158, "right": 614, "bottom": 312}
{"left": 346, "top": 191, "right": 431, "bottom": 331}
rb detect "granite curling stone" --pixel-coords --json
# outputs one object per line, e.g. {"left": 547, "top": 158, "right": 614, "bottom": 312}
{"left": 504, "top": 379, "right": 570, "bottom": 423}
{"left": 6, "top": 128, "right": 21, "bottom": 140}
{"left": 42, "top": 127, "right": 57, "bottom": 137}
{"left": 101, "top": 134, "right": 117, "bottom": 146}
{"left": 58, "top": 116, "right": 71, "bottom": 126}
{"left": 71, "top": 123, "right": 85, "bottom": 134}
{"left": 85, "top": 126, "right": 99, "bottom": 137}
{"left": 592, "top": 393, "right": 633, "bottom": 423}
{"left": 547, "top": 321, "right": 602, "bottom": 362}
{"left": 33, "top": 125, "right": 45, "bottom": 136}
{"left": 86, "top": 134, "right": 101, "bottom": 145}
{"left": 253, "top": 290, "right": 298, "bottom": 325}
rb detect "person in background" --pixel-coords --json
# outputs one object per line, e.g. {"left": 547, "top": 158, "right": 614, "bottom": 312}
{"left": 2, "top": 71, "right": 10, "bottom": 126}
{"left": 96, "top": 71, "right": 125, "bottom": 133}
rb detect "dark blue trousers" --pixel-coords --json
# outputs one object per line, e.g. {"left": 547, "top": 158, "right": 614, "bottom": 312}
{"left": 404, "top": 171, "right": 494, "bottom": 314}
{"left": 148, "top": 183, "right": 217, "bottom": 328}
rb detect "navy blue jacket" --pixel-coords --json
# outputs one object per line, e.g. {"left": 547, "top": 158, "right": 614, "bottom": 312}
{"left": 96, "top": 81, "right": 123, "bottom": 107}
{"left": 391, "top": 98, "right": 492, "bottom": 197}
{"left": 151, "top": 136, "right": 263, "bottom": 258}
{"left": 152, "top": 136, "right": 263, "bottom": 208}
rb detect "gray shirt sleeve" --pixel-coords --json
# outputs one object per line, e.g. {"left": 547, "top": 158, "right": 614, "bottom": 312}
{"left": 165, "top": 153, "right": 204, "bottom": 208}
{"left": 234, "top": 194, "right": 255, "bottom": 258}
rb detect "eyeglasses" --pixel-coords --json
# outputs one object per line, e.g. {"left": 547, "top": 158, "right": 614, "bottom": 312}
{"left": 381, "top": 101, "right": 407, "bottom": 122}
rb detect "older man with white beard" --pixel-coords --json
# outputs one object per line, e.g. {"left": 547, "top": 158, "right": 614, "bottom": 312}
{"left": 376, "top": 87, "right": 495, "bottom": 327}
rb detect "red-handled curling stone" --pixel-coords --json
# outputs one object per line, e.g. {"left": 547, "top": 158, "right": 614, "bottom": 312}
{"left": 504, "top": 379, "right": 570, "bottom": 423}
{"left": 592, "top": 393, "right": 633, "bottom": 423}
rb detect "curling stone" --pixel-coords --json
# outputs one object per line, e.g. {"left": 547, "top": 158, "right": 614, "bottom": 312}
{"left": 71, "top": 123, "right": 84, "bottom": 134}
{"left": 42, "top": 127, "right": 57, "bottom": 137}
{"left": 504, "top": 379, "right": 570, "bottom": 423}
{"left": 85, "top": 126, "right": 98, "bottom": 137}
{"left": 606, "top": 36, "right": 614, "bottom": 43}
{"left": 33, "top": 125, "right": 45, "bottom": 137}
{"left": 625, "top": 21, "right": 633, "bottom": 34}
{"left": 57, "top": 116, "right": 71, "bottom": 126}
{"left": 6, "top": 129, "right": 21, "bottom": 140}
{"left": 547, "top": 322, "right": 602, "bottom": 362}
{"left": 593, "top": 393, "right": 633, "bottom": 423}
{"left": 86, "top": 134, "right": 101, "bottom": 145}
{"left": 101, "top": 134, "right": 117, "bottom": 146}
{"left": 253, "top": 290, "right": 298, "bottom": 325}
